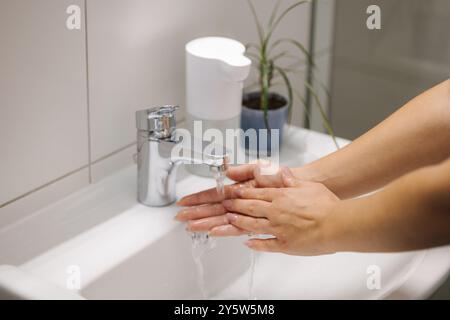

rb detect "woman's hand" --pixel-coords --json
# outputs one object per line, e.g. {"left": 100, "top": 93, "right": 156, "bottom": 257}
{"left": 224, "top": 167, "right": 340, "bottom": 256}
{"left": 175, "top": 161, "right": 289, "bottom": 236}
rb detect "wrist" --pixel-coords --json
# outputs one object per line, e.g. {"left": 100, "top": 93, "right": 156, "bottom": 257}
{"left": 292, "top": 164, "right": 344, "bottom": 198}
{"left": 292, "top": 163, "right": 330, "bottom": 184}
{"left": 320, "top": 199, "right": 358, "bottom": 254}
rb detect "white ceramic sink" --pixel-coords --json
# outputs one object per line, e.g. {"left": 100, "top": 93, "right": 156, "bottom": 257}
{"left": 0, "top": 127, "right": 449, "bottom": 299}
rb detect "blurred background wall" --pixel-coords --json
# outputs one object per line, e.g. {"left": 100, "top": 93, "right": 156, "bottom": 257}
{"left": 329, "top": 0, "right": 450, "bottom": 140}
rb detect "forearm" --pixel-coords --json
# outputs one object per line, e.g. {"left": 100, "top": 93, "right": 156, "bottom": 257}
{"left": 327, "top": 158, "right": 450, "bottom": 253}
{"left": 293, "top": 79, "right": 450, "bottom": 199}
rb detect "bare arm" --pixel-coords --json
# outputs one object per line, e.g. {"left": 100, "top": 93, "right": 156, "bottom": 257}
{"left": 326, "top": 158, "right": 450, "bottom": 253}
{"left": 294, "top": 79, "right": 450, "bottom": 199}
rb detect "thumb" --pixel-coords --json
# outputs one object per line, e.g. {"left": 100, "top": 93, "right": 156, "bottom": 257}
{"left": 280, "top": 167, "right": 303, "bottom": 187}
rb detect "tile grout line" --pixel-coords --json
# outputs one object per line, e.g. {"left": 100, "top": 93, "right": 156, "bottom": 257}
{"left": 0, "top": 142, "right": 138, "bottom": 210}
{"left": 0, "top": 114, "right": 187, "bottom": 209}
{"left": 0, "top": 165, "right": 90, "bottom": 209}
{"left": 84, "top": 0, "right": 93, "bottom": 183}
{"left": 91, "top": 142, "right": 136, "bottom": 165}
{"left": 0, "top": 0, "right": 93, "bottom": 211}
{"left": 0, "top": 116, "right": 189, "bottom": 209}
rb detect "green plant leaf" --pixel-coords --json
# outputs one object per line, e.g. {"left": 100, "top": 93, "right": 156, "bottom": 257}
{"left": 244, "top": 0, "right": 337, "bottom": 149}
{"left": 312, "top": 75, "right": 331, "bottom": 100}
{"left": 270, "top": 38, "right": 314, "bottom": 67}
{"left": 272, "top": 67, "right": 338, "bottom": 149}
{"left": 286, "top": 62, "right": 332, "bottom": 101}
{"left": 246, "top": 80, "right": 284, "bottom": 92}
{"left": 282, "top": 67, "right": 332, "bottom": 99}
{"left": 270, "top": 51, "right": 292, "bottom": 62}
{"left": 260, "top": 60, "right": 271, "bottom": 130}
{"left": 246, "top": 0, "right": 265, "bottom": 45}
{"left": 264, "top": 0, "right": 311, "bottom": 46}
{"left": 268, "top": 0, "right": 283, "bottom": 28}
{"left": 245, "top": 52, "right": 260, "bottom": 61}
{"left": 283, "top": 62, "right": 331, "bottom": 99}
{"left": 245, "top": 43, "right": 261, "bottom": 53}
{"left": 274, "top": 66, "right": 293, "bottom": 122}
{"left": 291, "top": 87, "right": 312, "bottom": 126}
{"left": 265, "top": 63, "right": 305, "bottom": 86}
{"left": 303, "top": 81, "right": 340, "bottom": 149}
{"left": 271, "top": 51, "right": 304, "bottom": 62}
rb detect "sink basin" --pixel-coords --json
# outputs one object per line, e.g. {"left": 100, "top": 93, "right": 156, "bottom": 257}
{"left": 0, "top": 127, "right": 449, "bottom": 299}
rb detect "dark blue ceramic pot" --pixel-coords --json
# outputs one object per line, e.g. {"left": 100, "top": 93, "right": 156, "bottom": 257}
{"left": 241, "top": 92, "right": 288, "bottom": 154}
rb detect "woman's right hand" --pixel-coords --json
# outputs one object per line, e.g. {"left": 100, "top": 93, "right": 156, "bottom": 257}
{"left": 175, "top": 162, "right": 288, "bottom": 236}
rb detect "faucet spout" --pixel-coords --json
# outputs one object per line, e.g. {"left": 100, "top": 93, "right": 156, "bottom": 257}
{"left": 170, "top": 136, "right": 228, "bottom": 171}
{"left": 135, "top": 106, "right": 228, "bottom": 207}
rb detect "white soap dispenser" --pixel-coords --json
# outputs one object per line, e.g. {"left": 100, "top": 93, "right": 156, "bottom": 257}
{"left": 185, "top": 37, "right": 252, "bottom": 176}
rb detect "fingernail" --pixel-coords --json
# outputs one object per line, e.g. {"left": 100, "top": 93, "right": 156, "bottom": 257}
{"left": 177, "top": 194, "right": 194, "bottom": 206}
{"left": 176, "top": 198, "right": 186, "bottom": 206}
{"left": 174, "top": 214, "right": 186, "bottom": 221}
{"left": 186, "top": 220, "right": 198, "bottom": 232}
{"left": 226, "top": 213, "right": 238, "bottom": 223}
{"left": 174, "top": 209, "right": 188, "bottom": 220}
{"left": 209, "top": 225, "right": 225, "bottom": 237}
{"left": 244, "top": 240, "right": 252, "bottom": 247}
{"left": 234, "top": 188, "right": 243, "bottom": 197}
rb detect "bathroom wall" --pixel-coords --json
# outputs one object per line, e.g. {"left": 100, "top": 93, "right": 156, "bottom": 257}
{"left": 0, "top": 0, "right": 311, "bottom": 227}
{"left": 308, "top": 0, "right": 335, "bottom": 131}
{"left": 0, "top": 0, "right": 90, "bottom": 227}
{"left": 330, "top": 0, "right": 450, "bottom": 139}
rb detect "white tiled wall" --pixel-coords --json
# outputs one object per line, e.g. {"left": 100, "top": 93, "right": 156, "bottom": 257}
{"left": 0, "top": 0, "right": 311, "bottom": 226}
{"left": 0, "top": 0, "right": 89, "bottom": 225}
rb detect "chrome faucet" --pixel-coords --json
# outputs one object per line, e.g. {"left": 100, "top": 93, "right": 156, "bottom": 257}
{"left": 135, "top": 106, "right": 228, "bottom": 207}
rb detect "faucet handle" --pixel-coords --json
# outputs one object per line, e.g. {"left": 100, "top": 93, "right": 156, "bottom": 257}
{"left": 136, "top": 105, "right": 179, "bottom": 139}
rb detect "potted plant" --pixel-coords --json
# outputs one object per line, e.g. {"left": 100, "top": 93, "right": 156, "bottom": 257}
{"left": 242, "top": 0, "right": 338, "bottom": 154}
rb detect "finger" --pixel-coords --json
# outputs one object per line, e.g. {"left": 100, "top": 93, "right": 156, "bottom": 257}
{"left": 226, "top": 164, "right": 257, "bottom": 182}
{"left": 245, "top": 238, "right": 280, "bottom": 252}
{"left": 226, "top": 213, "right": 273, "bottom": 234}
{"left": 280, "top": 167, "right": 304, "bottom": 188}
{"left": 177, "top": 181, "right": 255, "bottom": 206}
{"left": 186, "top": 215, "right": 229, "bottom": 232}
{"left": 254, "top": 163, "right": 285, "bottom": 188}
{"left": 175, "top": 204, "right": 226, "bottom": 221}
{"left": 236, "top": 187, "right": 281, "bottom": 202}
{"left": 223, "top": 199, "right": 271, "bottom": 218}
{"left": 209, "top": 224, "right": 248, "bottom": 237}
{"left": 229, "top": 161, "right": 285, "bottom": 188}
{"left": 177, "top": 187, "right": 224, "bottom": 206}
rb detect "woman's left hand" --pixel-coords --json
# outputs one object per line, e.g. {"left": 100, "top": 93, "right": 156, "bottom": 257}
{"left": 224, "top": 167, "right": 340, "bottom": 256}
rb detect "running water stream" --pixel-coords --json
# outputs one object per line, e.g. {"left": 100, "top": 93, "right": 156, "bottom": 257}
{"left": 248, "top": 251, "right": 258, "bottom": 300}
{"left": 191, "top": 232, "right": 215, "bottom": 299}
{"left": 190, "top": 166, "right": 257, "bottom": 300}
